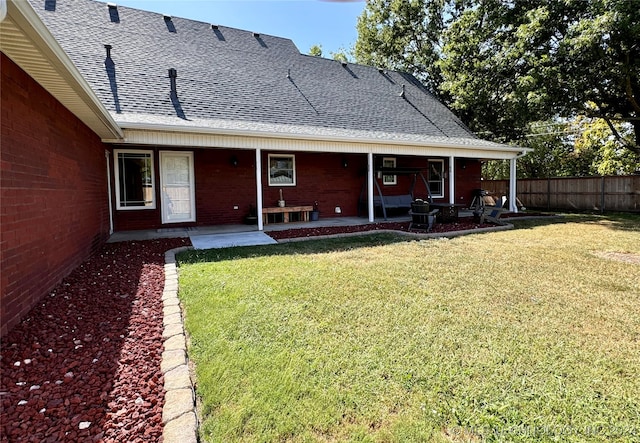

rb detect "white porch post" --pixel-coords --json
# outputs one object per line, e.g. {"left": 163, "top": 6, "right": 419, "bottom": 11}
{"left": 509, "top": 157, "right": 518, "bottom": 213}
{"left": 256, "top": 148, "right": 264, "bottom": 230}
{"left": 448, "top": 155, "right": 455, "bottom": 205}
{"left": 367, "top": 152, "right": 374, "bottom": 222}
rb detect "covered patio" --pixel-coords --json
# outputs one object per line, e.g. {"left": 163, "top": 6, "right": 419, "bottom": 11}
{"left": 108, "top": 215, "right": 401, "bottom": 243}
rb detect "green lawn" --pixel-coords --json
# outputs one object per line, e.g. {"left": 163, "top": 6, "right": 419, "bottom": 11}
{"left": 177, "top": 214, "right": 640, "bottom": 443}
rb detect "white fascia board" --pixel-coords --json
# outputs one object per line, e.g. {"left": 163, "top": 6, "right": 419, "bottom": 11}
{"left": 7, "top": 0, "right": 123, "bottom": 140}
{"left": 116, "top": 123, "right": 530, "bottom": 159}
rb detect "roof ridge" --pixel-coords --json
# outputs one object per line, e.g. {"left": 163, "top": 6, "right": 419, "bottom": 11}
{"left": 89, "top": 0, "right": 300, "bottom": 49}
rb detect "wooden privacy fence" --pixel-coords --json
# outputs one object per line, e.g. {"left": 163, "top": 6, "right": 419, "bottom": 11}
{"left": 482, "top": 176, "right": 640, "bottom": 213}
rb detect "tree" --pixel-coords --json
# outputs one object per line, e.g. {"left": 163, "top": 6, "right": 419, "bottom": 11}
{"left": 354, "top": 0, "right": 451, "bottom": 94}
{"left": 438, "top": 0, "right": 558, "bottom": 143}
{"left": 517, "top": 121, "right": 575, "bottom": 178}
{"left": 483, "top": 117, "right": 638, "bottom": 180}
{"left": 483, "top": 121, "right": 578, "bottom": 180}
{"left": 355, "top": 0, "right": 640, "bottom": 161}
{"left": 557, "top": 0, "right": 640, "bottom": 155}
{"left": 308, "top": 44, "right": 323, "bottom": 57}
{"left": 308, "top": 44, "right": 352, "bottom": 63}
{"left": 330, "top": 48, "right": 351, "bottom": 63}
{"left": 569, "top": 117, "right": 638, "bottom": 176}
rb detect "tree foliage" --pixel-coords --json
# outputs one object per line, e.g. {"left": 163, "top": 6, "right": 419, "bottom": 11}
{"left": 569, "top": 117, "right": 637, "bottom": 176}
{"left": 308, "top": 44, "right": 323, "bottom": 57}
{"left": 330, "top": 49, "right": 351, "bottom": 63}
{"left": 484, "top": 117, "right": 638, "bottom": 179}
{"left": 355, "top": 0, "right": 452, "bottom": 93}
{"left": 355, "top": 0, "right": 640, "bottom": 173}
{"left": 308, "top": 44, "right": 353, "bottom": 63}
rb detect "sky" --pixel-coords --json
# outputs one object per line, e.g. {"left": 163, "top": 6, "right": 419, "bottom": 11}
{"left": 112, "top": 0, "right": 366, "bottom": 57}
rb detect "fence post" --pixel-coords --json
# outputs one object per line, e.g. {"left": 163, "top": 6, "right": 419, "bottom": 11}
{"left": 601, "top": 176, "right": 605, "bottom": 214}
{"left": 547, "top": 177, "right": 551, "bottom": 211}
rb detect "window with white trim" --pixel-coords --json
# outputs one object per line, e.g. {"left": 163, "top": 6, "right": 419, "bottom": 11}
{"left": 428, "top": 159, "right": 444, "bottom": 198}
{"left": 268, "top": 154, "right": 296, "bottom": 186}
{"left": 114, "top": 149, "right": 156, "bottom": 209}
{"left": 382, "top": 157, "right": 397, "bottom": 185}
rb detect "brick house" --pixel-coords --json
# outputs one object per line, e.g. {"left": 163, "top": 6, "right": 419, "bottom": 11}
{"left": 0, "top": 0, "right": 528, "bottom": 335}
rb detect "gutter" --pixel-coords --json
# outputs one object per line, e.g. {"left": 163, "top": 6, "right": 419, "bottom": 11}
{"left": 117, "top": 121, "right": 531, "bottom": 156}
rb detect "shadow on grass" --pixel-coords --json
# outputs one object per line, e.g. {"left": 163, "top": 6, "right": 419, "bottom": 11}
{"left": 178, "top": 213, "right": 639, "bottom": 265}
{"left": 598, "top": 212, "right": 640, "bottom": 232}
{"left": 509, "top": 212, "right": 640, "bottom": 233}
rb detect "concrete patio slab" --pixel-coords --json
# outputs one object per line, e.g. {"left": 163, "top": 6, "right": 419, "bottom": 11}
{"left": 189, "top": 231, "right": 277, "bottom": 249}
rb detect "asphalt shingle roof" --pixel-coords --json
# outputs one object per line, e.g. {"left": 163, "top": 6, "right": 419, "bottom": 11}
{"left": 31, "top": 0, "right": 483, "bottom": 143}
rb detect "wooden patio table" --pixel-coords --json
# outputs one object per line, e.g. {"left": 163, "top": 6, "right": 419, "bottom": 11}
{"left": 429, "top": 203, "right": 465, "bottom": 223}
{"left": 262, "top": 205, "right": 314, "bottom": 224}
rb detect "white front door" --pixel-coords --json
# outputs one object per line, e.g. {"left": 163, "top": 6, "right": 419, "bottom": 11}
{"left": 160, "top": 151, "right": 196, "bottom": 224}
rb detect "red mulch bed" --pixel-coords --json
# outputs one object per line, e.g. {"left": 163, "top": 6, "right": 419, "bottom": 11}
{"left": 0, "top": 238, "right": 189, "bottom": 443}
{"left": 267, "top": 217, "right": 498, "bottom": 240}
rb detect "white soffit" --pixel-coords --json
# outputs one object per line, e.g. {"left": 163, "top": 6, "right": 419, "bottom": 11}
{"left": 119, "top": 127, "right": 527, "bottom": 160}
{"left": 0, "top": 0, "right": 123, "bottom": 140}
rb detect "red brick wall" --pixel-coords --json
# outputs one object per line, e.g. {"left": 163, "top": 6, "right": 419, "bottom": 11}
{"left": 114, "top": 149, "right": 371, "bottom": 228}
{"left": 262, "top": 152, "right": 367, "bottom": 217}
{"left": 1, "top": 54, "right": 110, "bottom": 336}
{"left": 370, "top": 156, "right": 481, "bottom": 205}
{"left": 195, "top": 149, "right": 257, "bottom": 225}
{"left": 455, "top": 158, "right": 483, "bottom": 206}
{"left": 112, "top": 148, "right": 259, "bottom": 230}
{"left": 111, "top": 151, "right": 483, "bottom": 229}
{"left": 372, "top": 155, "right": 435, "bottom": 201}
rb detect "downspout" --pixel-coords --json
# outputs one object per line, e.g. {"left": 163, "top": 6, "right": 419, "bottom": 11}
{"left": 255, "top": 148, "right": 264, "bottom": 231}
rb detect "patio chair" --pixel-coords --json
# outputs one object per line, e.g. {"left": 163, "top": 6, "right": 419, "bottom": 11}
{"left": 480, "top": 206, "right": 507, "bottom": 225}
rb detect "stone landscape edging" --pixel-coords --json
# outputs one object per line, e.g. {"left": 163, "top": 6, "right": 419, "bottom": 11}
{"left": 162, "top": 246, "right": 197, "bottom": 443}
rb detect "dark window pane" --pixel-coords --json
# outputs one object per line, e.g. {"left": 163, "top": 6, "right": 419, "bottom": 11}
{"left": 117, "top": 152, "right": 154, "bottom": 207}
